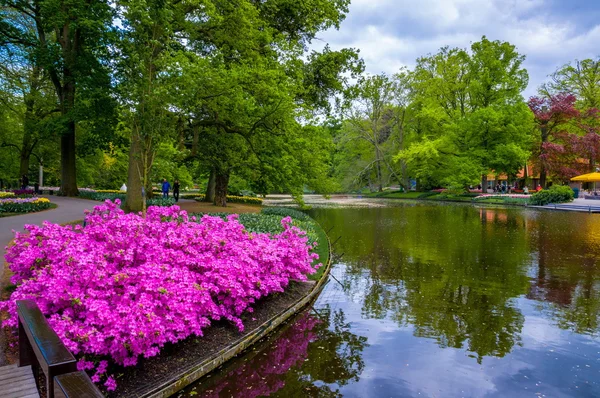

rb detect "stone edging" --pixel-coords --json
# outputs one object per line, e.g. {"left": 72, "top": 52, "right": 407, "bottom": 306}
{"left": 141, "top": 228, "right": 333, "bottom": 398}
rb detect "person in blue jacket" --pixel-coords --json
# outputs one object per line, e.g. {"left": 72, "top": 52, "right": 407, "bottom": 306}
{"left": 161, "top": 178, "right": 171, "bottom": 198}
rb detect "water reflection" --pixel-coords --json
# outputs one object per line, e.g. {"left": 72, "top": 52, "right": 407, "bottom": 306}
{"left": 184, "top": 203, "right": 600, "bottom": 397}
{"left": 179, "top": 308, "right": 368, "bottom": 397}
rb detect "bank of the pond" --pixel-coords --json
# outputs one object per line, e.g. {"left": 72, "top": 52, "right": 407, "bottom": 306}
{"left": 362, "top": 191, "right": 531, "bottom": 206}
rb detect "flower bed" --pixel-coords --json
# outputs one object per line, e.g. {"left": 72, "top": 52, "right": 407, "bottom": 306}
{"left": 0, "top": 192, "right": 15, "bottom": 199}
{"left": 0, "top": 200, "right": 319, "bottom": 392}
{"left": 11, "top": 189, "right": 35, "bottom": 197}
{"left": 0, "top": 197, "right": 52, "bottom": 214}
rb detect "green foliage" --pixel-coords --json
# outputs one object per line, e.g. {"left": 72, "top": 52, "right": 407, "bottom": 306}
{"left": 146, "top": 197, "right": 176, "bottom": 207}
{"left": 261, "top": 207, "right": 311, "bottom": 221}
{"left": 79, "top": 191, "right": 126, "bottom": 202}
{"left": 390, "top": 37, "right": 533, "bottom": 191}
{"left": 194, "top": 195, "right": 263, "bottom": 205}
{"left": 529, "top": 185, "right": 575, "bottom": 206}
{"left": 192, "top": 209, "right": 330, "bottom": 280}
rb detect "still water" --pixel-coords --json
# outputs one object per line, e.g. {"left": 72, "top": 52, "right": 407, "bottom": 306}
{"left": 184, "top": 202, "right": 600, "bottom": 397}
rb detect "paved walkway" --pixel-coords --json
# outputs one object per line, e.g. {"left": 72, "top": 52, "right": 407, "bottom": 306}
{"left": 0, "top": 196, "right": 94, "bottom": 366}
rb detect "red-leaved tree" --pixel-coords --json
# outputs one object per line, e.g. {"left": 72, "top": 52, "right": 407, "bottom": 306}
{"left": 527, "top": 94, "right": 600, "bottom": 185}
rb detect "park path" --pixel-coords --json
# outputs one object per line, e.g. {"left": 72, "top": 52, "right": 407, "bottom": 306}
{"left": 0, "top": 195, "right": 94, "bottom": 366}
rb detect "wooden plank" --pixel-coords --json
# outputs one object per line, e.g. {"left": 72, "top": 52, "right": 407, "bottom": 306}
{"left": 0, "top": 365, "right": 31, "bottom": 376}
{"left": 17, "top": 300, "right": 76, "bottom": 368}
{"left": 0, "top": 373, "right": 36, "bottom": 386}
{"left": 5, "top": 389, "right": 40, "bottom": 398}
{"left": 54, "top": 372, "right": 104, "bottom": 398}
{"left": 2, "top": 382, "right": 39, "bottom": 396}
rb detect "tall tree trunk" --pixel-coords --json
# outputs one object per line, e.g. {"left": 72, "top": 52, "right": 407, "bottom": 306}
{"left": 375, "top": 147, "right": 383, "bottom": 192}
{"left": 214, "top": 170, "right": 229, "bottom": 207}
{"left": 539, "top": 124, "right": 548, "bottom": 189}
{"left": 145, "top": 148, "right": 154, "bottom": 199}
{"left": 205, "top": 168, "right": 216, "bottom": 203}
{"left": 19, "top": 151, "right": 30, "bottom": 178}
{"left": 481, "top": 174, "right": 488, "bottom": 194}
{"left": 124, "top": 131, "right": 144, "bottom": 213}
{"left": 60, "top": 120, "right": 78, "bottom": 195}
{"left": 58, "top": 22, "right": 79, "bottom": 196}
{"left": 20, "top": 66, "right": 40, "bottom": 178}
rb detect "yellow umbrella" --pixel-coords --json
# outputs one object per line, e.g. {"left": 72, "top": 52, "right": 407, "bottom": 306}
{"left": 571, "top": 172, "right": 600, "bottom": 182}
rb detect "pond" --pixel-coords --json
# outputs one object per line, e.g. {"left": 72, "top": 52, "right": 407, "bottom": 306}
{"left": 179, "top": 201, "right": 600, "bottom": 397}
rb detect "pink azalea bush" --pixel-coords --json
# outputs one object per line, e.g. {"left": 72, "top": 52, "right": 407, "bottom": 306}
{"left": 1, "top": 200, "right": 320, "bottom": 390}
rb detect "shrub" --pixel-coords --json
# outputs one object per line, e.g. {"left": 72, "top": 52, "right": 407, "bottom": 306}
{"left": 194, "top": 194, "right": 263, "bottom": 205}
{"left": 1, "top": 200, "right": 320, "bottom": 391}
{"left": 529, "top": 185, "right": 574, "bottom": 206}
{"left": 79, "top": 191, "right": 126, "bottom": 202}
{"left": 418, "top": 191, "right": 440, "bottom": 199}
{"left": 79, "top": 190, "right": 175, "bottom": 207}
{"left": 146, "top": 197, "right": 175, "bottom": 207}
{"left": 261, "top": 207, "right": 310, "bottom": 221}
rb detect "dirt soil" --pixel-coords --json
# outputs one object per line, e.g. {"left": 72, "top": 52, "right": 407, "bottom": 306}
{"left": 176, "top": 200, "right": 261, "bottom": 214}
{"left": 110, "top": 281, "right": 314, "bottom": 398}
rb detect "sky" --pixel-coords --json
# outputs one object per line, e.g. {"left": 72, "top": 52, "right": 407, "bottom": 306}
{"left": 310, "top": 0, "right": 600, "bottom": 98}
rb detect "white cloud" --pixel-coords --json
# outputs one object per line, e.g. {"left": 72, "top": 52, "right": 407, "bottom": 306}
{"left": 311, "top": 0, "right": 600, "bottom": 98}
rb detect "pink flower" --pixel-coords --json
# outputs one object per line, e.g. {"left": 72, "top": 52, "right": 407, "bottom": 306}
{"left": 0, "top": 200, "right": 321, "bottom": 392}
{"left": 105, "top": 376, "right": 117, "bottom": 391}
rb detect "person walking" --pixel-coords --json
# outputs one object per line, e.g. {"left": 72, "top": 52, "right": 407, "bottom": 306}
{"left": 161, "top": 178, "right": 171, "bottom": 198}
{"left": 173, "top": 179, "right": 180, "bottom": 202}
{"left": 21, "top": 174, "right": 29, "bottom": 190}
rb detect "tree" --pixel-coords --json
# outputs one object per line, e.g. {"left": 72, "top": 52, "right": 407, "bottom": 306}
{"left": 117, "top": 0, "right": 184, "bottom": 212}
{"left": 527, "top": 94, "right": 581, "bottom": 185}
{"left": 399, "top": 37, "right": 531, "bottom": 190}
{"left": 543, "top": 58, "right": 600, "bottom": 109}
{"left": 338, "top": 73, "right": 411, "bottom": 191}
{"left": 167, "top": 0, "right": 358, "bottom": 207}
{"left": 1, "top": 0, "right": 115, "bottom": 195}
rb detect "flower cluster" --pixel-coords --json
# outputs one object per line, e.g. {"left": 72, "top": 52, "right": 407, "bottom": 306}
{"left": 1, "top": 200, "right": 319, "bottom": 390}
{"left": 0, "top": 197, "right": 52, "bottom": 214}
{"left": 0, "top": 192, "right": 15, "bottom": 198}
{"left": 0, "top": 197, "right": 50, "bottom": 204}
{"left": 11, "top": 189, "right": 35, "bottom": 196}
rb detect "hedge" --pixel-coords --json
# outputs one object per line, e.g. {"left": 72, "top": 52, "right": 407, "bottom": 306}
{"left": 529, "top": 185, "right": 574, "bottom": 206}
{"left": 194, "top": 194, "right": 263, "bottom": 205}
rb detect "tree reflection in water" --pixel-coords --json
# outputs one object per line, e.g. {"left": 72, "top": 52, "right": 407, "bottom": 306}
{"left": 319, "top": 205, "right": 600, "bottom": 362}
{"left": 183, "top": 306, "right": 368, "bottom": 397}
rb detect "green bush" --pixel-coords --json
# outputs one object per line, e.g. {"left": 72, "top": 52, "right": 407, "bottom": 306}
{"left": 261, "top": 207, "right": 310, "bottom": 221}
{"left": 529, "top": 185, "right": 574, "bottom": 206}
{"left": 79, "top": 190, "right": 175, "bottom": 207}
{"left": 193, "top": 194, "right": 263, "bottom": 204}
{"left": 418, "top": 191, "right": 440, "bottom": 199}
{"left": 191, "top": 212, "right": 318, "bottom": 245}
{"left": 79, "top": 191, "right": 126, "bottom": 202}
{"left": 147, "top": 197, "right": 176, "bottom": 207}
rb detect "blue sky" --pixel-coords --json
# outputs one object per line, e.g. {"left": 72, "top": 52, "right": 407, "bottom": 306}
{"left": 311, "top": 0, "right": 600, "bottom": 98}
